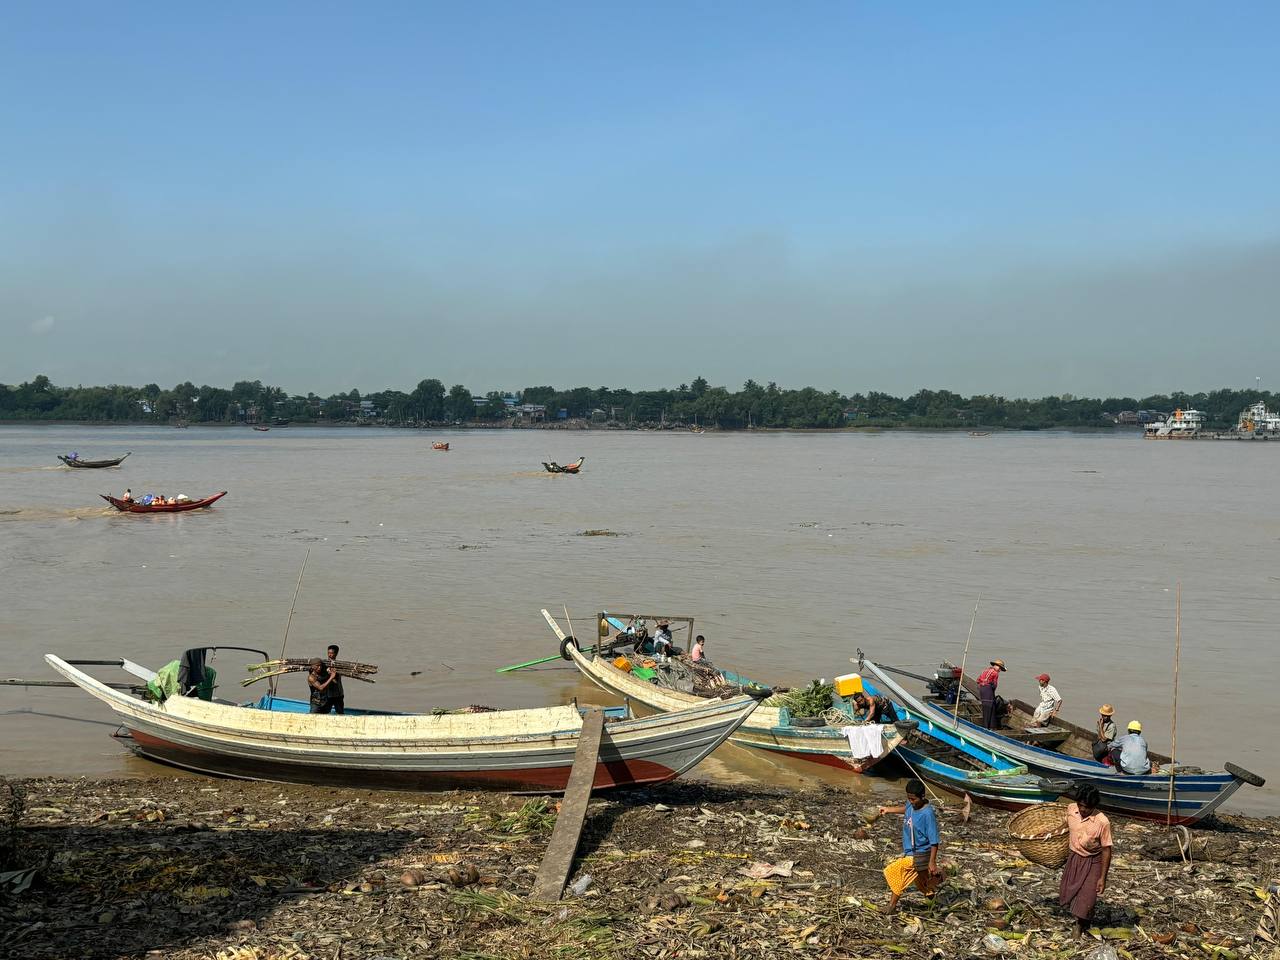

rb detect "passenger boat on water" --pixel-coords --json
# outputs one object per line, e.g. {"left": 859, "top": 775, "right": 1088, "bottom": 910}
{"left": 102, "top": 491, "right": 227, "bottom": 513}
{"left": 46, "top": 650, "right": 765, "bottom": 793}
{"left": 859, "top": 657, "right": 1265, "bottom": 824}
{"left": 543, "top": 457, "right": 584, "bottom": 474}
{"left": 58, "top": 452, "right": 131, "bottom": 468}
{"left": 1143, "top": 408, "right": 1204, "bottom": 439}
{"left": 1236, "top": 401, "right": 1280, "bottom": 438}
{"left": 432, "top": 441, "right": 450, "bottom": 450}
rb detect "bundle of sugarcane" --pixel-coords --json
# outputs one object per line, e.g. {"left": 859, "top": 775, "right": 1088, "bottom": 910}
{"left": 241, "top": 658, "right": 379, "bottom": 687}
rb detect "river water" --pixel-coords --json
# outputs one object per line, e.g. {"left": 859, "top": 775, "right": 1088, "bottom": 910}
{"left": 1, "top": 424, "right": 1276, "bottom": 813}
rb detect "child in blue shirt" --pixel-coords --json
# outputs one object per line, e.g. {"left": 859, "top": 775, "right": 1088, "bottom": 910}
{"left": 878, "top": 779, "right": 942, "bottom": 914}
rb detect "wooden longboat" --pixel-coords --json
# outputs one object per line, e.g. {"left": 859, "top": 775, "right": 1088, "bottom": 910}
{"left": 851, "top": 675, "right": 1056, "bottom": 810}
{"left": 862, "top": 658, "right": 1265, "bottom": 824}
{"left": 543, "top": 610, "right": 902, "bottom": 774}
{"left": 46, "top": 654, "right": 764, "bottom": 793}
{"left": 542, "top": 457, "right": 583, "bottom": 474}
{"left": 101, "top": 491, "right": 227, "bottom": 513}
{"left": 59, "top": 452, "right": 131, "bottom": 468}
{"left": 432, "top": 441, "right": 449, "bottom": 450}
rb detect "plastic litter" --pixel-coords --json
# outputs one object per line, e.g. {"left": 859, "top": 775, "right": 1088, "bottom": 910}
{"left": 568, "top": 873, "right": 593, "bottom": 896}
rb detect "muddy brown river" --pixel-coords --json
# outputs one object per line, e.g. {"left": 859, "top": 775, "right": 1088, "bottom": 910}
{"left": 2, "top": 424, "right": 1276, "bottom": 813}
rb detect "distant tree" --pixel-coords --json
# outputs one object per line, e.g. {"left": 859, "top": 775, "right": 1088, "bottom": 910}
{"left": 446, "top": 384, "right": 473, "bottom": 421}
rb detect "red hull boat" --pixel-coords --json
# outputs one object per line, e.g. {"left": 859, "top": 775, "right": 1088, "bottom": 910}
{"left": 101, "top": 491, "right": 228, "bottom": 513}
{"left": 432, "top": 442, "right": 449, "bottom": 450}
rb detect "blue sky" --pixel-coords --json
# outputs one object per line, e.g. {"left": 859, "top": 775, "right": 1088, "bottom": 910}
{"left": 3, "top": 2, "right": 1278, "bottom": 396}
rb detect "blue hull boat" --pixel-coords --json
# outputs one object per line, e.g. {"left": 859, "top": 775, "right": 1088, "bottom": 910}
{"left": 860, "top": 658, "right": 1265, "bottom": 824}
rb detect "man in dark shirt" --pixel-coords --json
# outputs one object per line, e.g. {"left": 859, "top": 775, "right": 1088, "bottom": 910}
{"left": 324, "top": 644, "right": 345, "bottom": 715}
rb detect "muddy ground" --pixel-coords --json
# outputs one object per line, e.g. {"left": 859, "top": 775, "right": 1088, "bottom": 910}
{"left": 2, "top": 776, "right": 1278, "bottom": 960}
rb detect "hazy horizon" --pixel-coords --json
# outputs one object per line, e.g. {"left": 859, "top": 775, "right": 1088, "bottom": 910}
{"left": 3, "top": 3, "right": 1278, "bottom": 397}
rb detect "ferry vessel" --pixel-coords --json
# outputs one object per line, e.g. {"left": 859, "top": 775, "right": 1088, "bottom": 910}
{"left": 1236, "top": 401, "right": 1280, "bottom": 438}
{"left": 1143, "top": 408, "right": 1204, "bottom": 439}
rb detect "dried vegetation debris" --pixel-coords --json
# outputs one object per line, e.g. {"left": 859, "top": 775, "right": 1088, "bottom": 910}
{"left": 0, "top": 776, "right": 1277, "bottom": 960}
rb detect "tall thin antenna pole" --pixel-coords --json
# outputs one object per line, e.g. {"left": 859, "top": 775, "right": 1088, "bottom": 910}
{"left": 1167, "top": 582, "right": 1181, "bottom": 825}
{"left": 269, "top": 549, "right": 311, "bottom": 698}
{"left": 953, "top": 595, "right": 982, "bottom": 725}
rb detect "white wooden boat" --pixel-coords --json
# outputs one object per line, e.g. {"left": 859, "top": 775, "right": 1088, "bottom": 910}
{"left": 46, "top": 654, "right": 763, "bottom": 793}
{"left": 543, "top": 610, "right": 902, "bottom": 774}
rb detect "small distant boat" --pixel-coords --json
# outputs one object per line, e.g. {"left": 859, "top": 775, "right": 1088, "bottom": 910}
{"left": 432, "top": 441, "right": 450, "bottom": 451}
{"left": 543, "top": 457, "right": 584, "bottom": 474}
{"left": 968, "top": 431, "right": 991, "bottom": 438}
{"left": 59, "top": 452, "right": 131, "bottom": 469}
{"left": 253, "top": 426, "right": 270, "bottom": 432}
{"left": 101, "top": 491, "right": 227, "bottom": 513}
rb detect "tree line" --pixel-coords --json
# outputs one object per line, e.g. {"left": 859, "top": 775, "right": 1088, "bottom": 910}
{"left": 0, "top": 374, "right": 1273, "bottom": 430}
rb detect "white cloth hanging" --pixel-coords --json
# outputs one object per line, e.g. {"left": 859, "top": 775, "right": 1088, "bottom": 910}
{"left": 839, "top": 724, "right": 885, "bottom": 760}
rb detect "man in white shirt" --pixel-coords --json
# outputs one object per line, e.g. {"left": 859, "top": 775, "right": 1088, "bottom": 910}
{"left": 1031, "top": 673, "right": 1062, "bottom": 725}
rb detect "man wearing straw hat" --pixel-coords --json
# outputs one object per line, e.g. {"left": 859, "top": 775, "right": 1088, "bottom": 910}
{"left": 1093, "top": 705, "right": 1118, "bottom": 762}
{"left": 975, "top": 659, "right": 1006, "bottom": 729}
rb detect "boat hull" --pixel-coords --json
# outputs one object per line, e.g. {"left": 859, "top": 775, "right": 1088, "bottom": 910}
{"left": 547, "top": 614, "right": 898, "bottom": 774}
{"left": 60, "top": 453, "right": 130, "bottom": 468}
{"left": 864, "top": 660, "right": 1257, "bottom": 824}
{"left": 46, "top": 655, "right": 759, "bottom": 794}
{"left": 101, "top": 491, "right": 227, "bottom": 513}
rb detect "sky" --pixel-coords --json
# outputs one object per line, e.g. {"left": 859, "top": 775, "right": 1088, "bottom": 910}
{"left": 2, "top": 1, "right": 1278, "bottom": 398}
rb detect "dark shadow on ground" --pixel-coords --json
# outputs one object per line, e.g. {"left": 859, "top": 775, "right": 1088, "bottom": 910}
{"left": 2, "top": 824, "right": 417, "bottom": 960}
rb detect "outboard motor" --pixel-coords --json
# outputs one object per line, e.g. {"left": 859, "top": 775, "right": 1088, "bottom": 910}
{"left": 927, "top": 664, "right": 963, "bottom": 704}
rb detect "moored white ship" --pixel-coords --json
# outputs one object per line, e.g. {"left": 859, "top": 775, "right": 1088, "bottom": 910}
{"left": 1143, "top": 408, "right": 1204, "bottom": 439}
{"left": 1236, "top": 401, "right": 1280, "bottom": 438}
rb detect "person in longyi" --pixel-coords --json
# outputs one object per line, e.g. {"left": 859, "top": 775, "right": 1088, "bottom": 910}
{"left": 1059, "top": 785, "right": 1112, "bottom": 938}
{"left": 1093, "top": 704, "right": 1117, "bottom": 761}
{"left": 975, "top": 659, "right": 1005, "bottom": 729}
{"left": 879, "top": 779, "right": 942, "bottom": 914}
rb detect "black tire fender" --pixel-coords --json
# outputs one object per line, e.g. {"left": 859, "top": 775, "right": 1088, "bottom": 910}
{"left": 559, "top": 636, "right": 580, "bottom": 662}
{"left": 1225, "top": 761, "right": 1266, "bottom": 787}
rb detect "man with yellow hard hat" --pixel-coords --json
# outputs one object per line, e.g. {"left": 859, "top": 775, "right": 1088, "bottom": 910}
{"left": 1109, "top": 719, "right": 1152, "bottom": 775}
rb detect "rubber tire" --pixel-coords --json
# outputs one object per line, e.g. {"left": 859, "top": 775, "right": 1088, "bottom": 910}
{"left": 789, "top": 716, "right": 827, "bottom": 728}
{"left": 559, "top": 636, "right": 580, "bottom": 661}
{"left": 1225, "top": 761, "right": 1266, "bottom": 787}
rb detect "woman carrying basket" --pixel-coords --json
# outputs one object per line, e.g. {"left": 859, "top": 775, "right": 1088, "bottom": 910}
{"left": 1059, "top": 785, "right": 1113, "bottom": 939}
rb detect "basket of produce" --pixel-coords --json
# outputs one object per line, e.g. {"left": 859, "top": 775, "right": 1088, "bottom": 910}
{"left": 1008, "top": 802, "right": 1071, "bottom": 868}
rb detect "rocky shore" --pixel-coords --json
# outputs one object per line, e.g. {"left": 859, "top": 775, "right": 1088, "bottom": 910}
{"left": 2, "top": 776, "right": 1277, "bottom": 960}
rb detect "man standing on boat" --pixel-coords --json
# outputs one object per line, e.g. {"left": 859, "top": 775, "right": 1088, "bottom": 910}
{"left": 322, "top": 644, "right": 345, "bottom": 715}
{"left": 1031, "top": 673, "right": 1063, "bottom": 725}
{"left": 975, "top": 659, "right": 1006, "bottom": 729}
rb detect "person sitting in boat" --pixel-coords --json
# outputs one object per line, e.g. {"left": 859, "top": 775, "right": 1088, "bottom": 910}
{"left": 1109, "top": 720, "right": 1152, "bottom": 775}
{"left": 851, "top": 691, "right": 899, "bottom": 725}
{"left": 1031, "top": 673, "right": 1063, "bottom": 725}
{"left": 68, "top": 451, "right": 79, "bottom": 461}
{"left": 690, "top": 634, "right": 713, "bottom": 667}
{"left": 153, "top": 494, "right": 167, "bottom": 506}
{"left": 121, "top": 488, "right": 133, "bottom": 502}
{"left": 629, "top": 620, "right": 651, "bottom": 654}
{"left": 1093, "top": 704, "right": 1117, "bottom": 762}
{"left": 652, "top": 620, "right": 675, "bottom": 658}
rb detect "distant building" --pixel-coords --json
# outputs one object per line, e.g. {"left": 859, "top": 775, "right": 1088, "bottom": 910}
{"left": 1115, "top": 410, "right": 1139, "bottom": 424}
{"left": 516, "top": 404, "right": 546, "bottom": 422}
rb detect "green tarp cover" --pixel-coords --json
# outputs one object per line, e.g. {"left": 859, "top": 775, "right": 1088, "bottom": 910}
{"left": 146, "top": 660, "right": 181, "bottom": 702}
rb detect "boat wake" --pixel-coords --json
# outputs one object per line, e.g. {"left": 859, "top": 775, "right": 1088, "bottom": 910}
{"left": 0, "top": 506, "right": 114, "bottom": 523}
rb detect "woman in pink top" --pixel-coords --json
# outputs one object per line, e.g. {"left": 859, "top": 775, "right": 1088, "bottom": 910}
{"left": 1059, "top": 785, "right": 1113, "bottom": 938}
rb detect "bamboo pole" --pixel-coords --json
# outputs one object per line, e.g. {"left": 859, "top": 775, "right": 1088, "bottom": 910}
{"left": 1167, "top": 582, "right": 1181, "bottom": 825}
{"left": 269, "top": 549, "right": 311, "bottom": 698}
{"left": 952, "top": 595, "right": 982, "bottom": 725}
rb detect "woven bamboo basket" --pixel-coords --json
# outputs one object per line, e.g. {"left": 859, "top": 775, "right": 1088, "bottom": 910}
{"left": 1008, "top": 802, "right": 1070, "bottom": 868}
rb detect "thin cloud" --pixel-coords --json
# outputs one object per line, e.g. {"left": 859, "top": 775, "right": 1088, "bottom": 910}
{"left": 30, "top": 315, "right": 55, "bottom": 335}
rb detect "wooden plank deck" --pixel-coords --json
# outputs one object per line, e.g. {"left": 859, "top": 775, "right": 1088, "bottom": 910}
{"left": 530, "top": 708, "right": 605, "bottom": 901}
